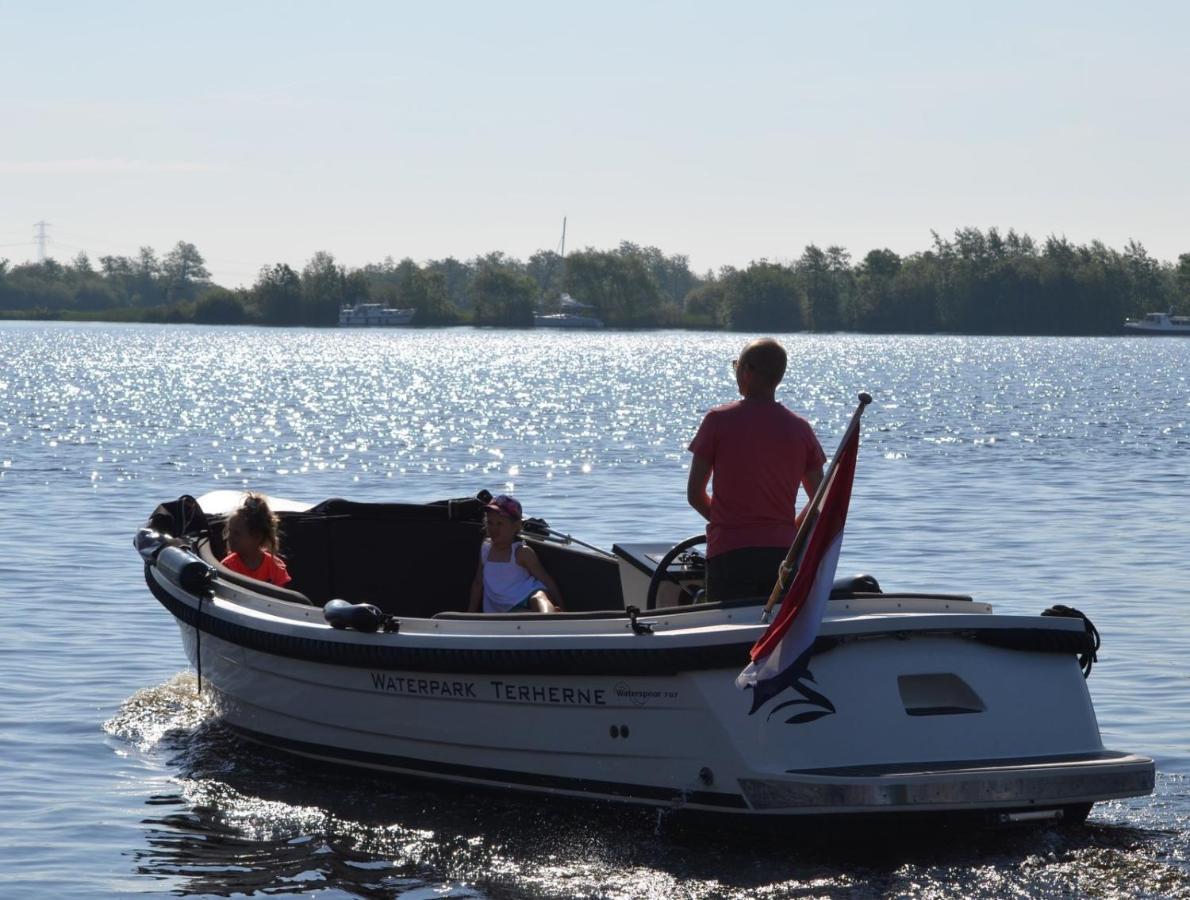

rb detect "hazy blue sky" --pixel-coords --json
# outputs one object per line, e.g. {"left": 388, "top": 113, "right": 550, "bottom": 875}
{"left": 2, "top": 1, "right": 1186, "bottom": 286}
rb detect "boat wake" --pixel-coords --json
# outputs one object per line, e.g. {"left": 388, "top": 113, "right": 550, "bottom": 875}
{"left": 103, "top": 672, "right": 216, "bottom": 753}
{"left": 103, "top": 676, "right": 1188, "bottom": 898}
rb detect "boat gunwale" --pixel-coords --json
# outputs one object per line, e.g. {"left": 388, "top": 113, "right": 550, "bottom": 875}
{"left": 146, "top": 566, "right": 1096, "bottom": 676}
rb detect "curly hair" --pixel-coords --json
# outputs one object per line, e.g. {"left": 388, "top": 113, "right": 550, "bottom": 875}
{"left": 225, "top": 492, "right": 282, "bottom": 554}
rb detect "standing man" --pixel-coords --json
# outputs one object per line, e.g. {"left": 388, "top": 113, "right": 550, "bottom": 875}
{"left": 687, "top": 338, "right": 825, "bottom": 602}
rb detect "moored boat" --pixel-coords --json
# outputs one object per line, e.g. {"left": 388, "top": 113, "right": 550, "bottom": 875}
{"left": 534, "top": 293, "right": 604, "bottom": 329}
{"left": 1123, "top": 310, "right": 1190, "bottom": 335}
{"left": 134, "top": 488, "right": 1153, "bottom": 825}
{"left": 339, "top": 303, "right": 416, "bottom": 327}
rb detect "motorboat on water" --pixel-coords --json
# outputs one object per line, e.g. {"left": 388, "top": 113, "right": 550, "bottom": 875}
{"left": 534, "top": 293, "right": 604, "bottom": 329}
{"left": 135, "top": 488, "right": 1153, "bottom": 825}
{"left": 1123, "top": 310, "right": 1190, "bottom": 335}
{"left": 338, "top": 303, "right": 416, "bottom": 327}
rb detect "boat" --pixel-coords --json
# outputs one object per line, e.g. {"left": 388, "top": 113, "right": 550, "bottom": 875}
{"left": 134, "top": 488, "right": 1153, "bottom": 825}
{"left": 533, "top": 293, "right": 604, "bottom": 329}
{"left": 338, "top": 303, "right": 416, "bottom": 327}
{"left": 532, "top": 217, "right": 604, "bottom": 329}
{"left": 1123, "top": 310, "right": 1190, "bottom": 335}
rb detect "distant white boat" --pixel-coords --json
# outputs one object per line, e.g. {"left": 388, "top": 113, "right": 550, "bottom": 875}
{"left": 339, "top": 303, "right": 415, "bottom": 327}
{"left": 534, "top": 293, "right": 604, "bottom": 329}
{"left": 534, "top": 217, "right": 604, "bottom": 329}
{"left": 1123, "top": 310, "right": 1190, "bottom": 335}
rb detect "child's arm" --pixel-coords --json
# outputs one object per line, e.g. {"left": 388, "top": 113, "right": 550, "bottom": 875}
{"left": 468, "top": 558, "right": 484, "bottom": 612}
{"left": 516, "top": 544, "right": 565, "bottom": 611}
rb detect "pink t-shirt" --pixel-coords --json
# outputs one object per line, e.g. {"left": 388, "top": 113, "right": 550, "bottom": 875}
{"left": 688, "top": 399, "right": 826, "bottom": 558}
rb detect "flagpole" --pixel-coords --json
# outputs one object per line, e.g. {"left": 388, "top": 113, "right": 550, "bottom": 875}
{"left": 762, "top": 392, "right": 872, "bottom": 620}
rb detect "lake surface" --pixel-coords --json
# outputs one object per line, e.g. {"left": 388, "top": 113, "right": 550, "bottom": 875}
{"left": 1, "top": 322, "right": 1187, "bottom": 898}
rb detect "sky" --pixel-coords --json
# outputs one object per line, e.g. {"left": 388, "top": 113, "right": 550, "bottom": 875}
{"left": 1, "top": 0, "right": 1187, "bottom": 287}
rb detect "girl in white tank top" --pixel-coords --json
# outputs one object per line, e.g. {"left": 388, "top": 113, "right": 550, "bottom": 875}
{"left": 467, "top": 494, "right": 565, "bottom": 613}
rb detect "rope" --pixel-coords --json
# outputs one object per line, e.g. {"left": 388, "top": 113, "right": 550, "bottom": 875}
{"left": 1041, "top": 604, "right": 1100, "bottom": 678}
{"left": 195, "top": 593, "right": 203, "bottom": 695}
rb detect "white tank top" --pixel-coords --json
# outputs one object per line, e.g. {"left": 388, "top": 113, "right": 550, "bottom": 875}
{"left": 481, "top": 541, "right": 547, "bottom": 612}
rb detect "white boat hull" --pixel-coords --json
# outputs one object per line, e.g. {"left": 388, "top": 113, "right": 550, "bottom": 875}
{"left": 1124, "top": 311, "right": 1190, "bottom": 335}
{"left": 533, "top": 314, "right": 604, "bottom": 329}
{"left": 338, "top": 304, "right": 415, "bottom": 327}
{"left": 152, "top": 568, "right": 1153, "bottom": 819}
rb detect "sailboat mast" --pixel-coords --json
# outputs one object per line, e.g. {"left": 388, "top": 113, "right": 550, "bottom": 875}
{"left": 560, "top": 216, "right": 567, "bottom": 258}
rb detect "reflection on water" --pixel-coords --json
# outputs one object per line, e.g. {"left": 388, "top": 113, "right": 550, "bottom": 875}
{"left": 3, "top": 324, "right": 1189, "bottom": 897}
{"left": 105, "top": 677, "right": 1190, "bottom": 899}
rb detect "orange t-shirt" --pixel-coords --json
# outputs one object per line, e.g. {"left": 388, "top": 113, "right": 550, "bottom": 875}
{"left": 221, "top": 550, "right": 292, "bottom": 587}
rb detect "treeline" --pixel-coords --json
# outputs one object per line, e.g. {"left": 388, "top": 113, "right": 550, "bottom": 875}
{"left": 2, "top": 228, "right": 1188, "bottom": 334}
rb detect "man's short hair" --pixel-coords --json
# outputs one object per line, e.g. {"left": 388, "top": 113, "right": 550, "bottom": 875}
{"left": 741, "top": 338, "right": 787, "bottom": 387}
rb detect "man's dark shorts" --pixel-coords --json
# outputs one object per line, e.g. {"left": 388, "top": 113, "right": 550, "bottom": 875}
{"left": 705, "top": 546, "right": 787, "bottom": 603}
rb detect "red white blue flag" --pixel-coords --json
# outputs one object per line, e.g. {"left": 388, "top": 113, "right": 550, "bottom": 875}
{"left": 735, "top": 421, "right": 860, "bottom": 714}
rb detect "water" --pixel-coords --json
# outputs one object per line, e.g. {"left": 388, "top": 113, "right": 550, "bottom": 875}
{"left": 1, "top": 321, "right": 1188, "bottom": 898}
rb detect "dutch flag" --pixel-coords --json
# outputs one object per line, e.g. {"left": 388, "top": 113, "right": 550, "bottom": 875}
{"left": 735, "top": 417, "right": 860, "bottom": 712}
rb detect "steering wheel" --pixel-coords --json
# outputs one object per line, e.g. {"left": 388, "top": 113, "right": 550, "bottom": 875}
{"left": 644, "top": 534, "right": 706, "bottom": 610}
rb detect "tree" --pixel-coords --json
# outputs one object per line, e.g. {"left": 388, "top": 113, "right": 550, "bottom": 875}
{"left": 253, "top": 263, "right": 303, "bottom": 325}
{"left": 194, "top": 288, "right": 248, "bottom": 324}
{"left": 74, "top": 283, "right": 120, "bottom": 311}
{"left": 796, "top": 245, "right": 851, "bottom": 330}
{"left": 563, "top": 249, "right": 663, "bottom": 325}
{"left": 424, "top": 256, "right": 473, "bottom": 310}
{"left": 399, "top": 266, "right": 455, "bottom": 324}
{"left": 301, "top": 251, "right": 346, "bottom": 325}
{"left": 162, "top": 241, "right": 211, "bottom": 302}
{"left": 719, "top": 261, "right": 803, "bottom": 331}
{"left": 621, "top": 242, "right": 700, "bottom": 307}
{"left": 526, "top": 249, "right": 564, "bottom": 305}
{"left": 131, "top": 246, "right": 163, "bottom": 306}
{"left": 853, "top": 249, "right": 902, "bottom": 330}
{"left": 1122, "top": 240, "right": 1163, "bottom": 322}
{"left": 683, "top": 278, "right": 728, "bottom": 325}
{"left": 1175, "top": 253, "right": 1190, "bottom": 313}
{"left": 71, "top": 251, "right": 94, "bottom": 276}
{"left": 470, "top": 261, "right": 536, "bottom": 326}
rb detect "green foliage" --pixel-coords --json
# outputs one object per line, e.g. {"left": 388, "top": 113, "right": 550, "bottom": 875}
{"left": 424, "top": 257, "right": 473, "bottom": 310}
{"left": 253, "top": 263, "right": 303, "bottom": 325}
{"left": 301, "top": 251, "right": 346, "bottom": 325}
{"left": 162, "top": 241, "right": 211, "bottom": 302}
{"left": 470, "top": 261, "right": 537, "bottom": 326}
{"left": 361, "top": 257, "right": 458, "bottom": 325}
{"left": 796, "top": 245, "right": 853, "bottom": 331}
{"left": 564, "top": 248, "right": 664, "bottom": 326}
{"left": 526, "top": 250, "right": 564, "bottom": 304}
{"left": 0, "top": 227, "right": 1183, "bottom": 333}
{"left": 194, "top": 288, "right": 248, "bottom": 324}
{"left": 720, "top": 262, "right": 803, "bottom": 331}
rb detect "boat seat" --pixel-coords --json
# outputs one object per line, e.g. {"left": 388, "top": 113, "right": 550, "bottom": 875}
{"left": 523, "top": 538, "right": 625, "bottom": 613}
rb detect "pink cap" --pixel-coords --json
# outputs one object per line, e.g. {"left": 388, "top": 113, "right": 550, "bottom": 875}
{"left": 484, "top": 494, "right": 522, "bottom": 519}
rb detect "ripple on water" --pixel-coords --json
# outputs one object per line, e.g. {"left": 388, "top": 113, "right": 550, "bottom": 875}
{"left": 93, "top": 673, "right": 1190, "bottom": 899}
{"left": 2, "top": 323, "right": 1189, "bottom": 897}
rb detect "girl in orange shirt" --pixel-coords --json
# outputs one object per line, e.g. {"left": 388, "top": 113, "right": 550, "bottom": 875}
{"left": 221, "top": 492, "right": 292, "bottom": 587}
